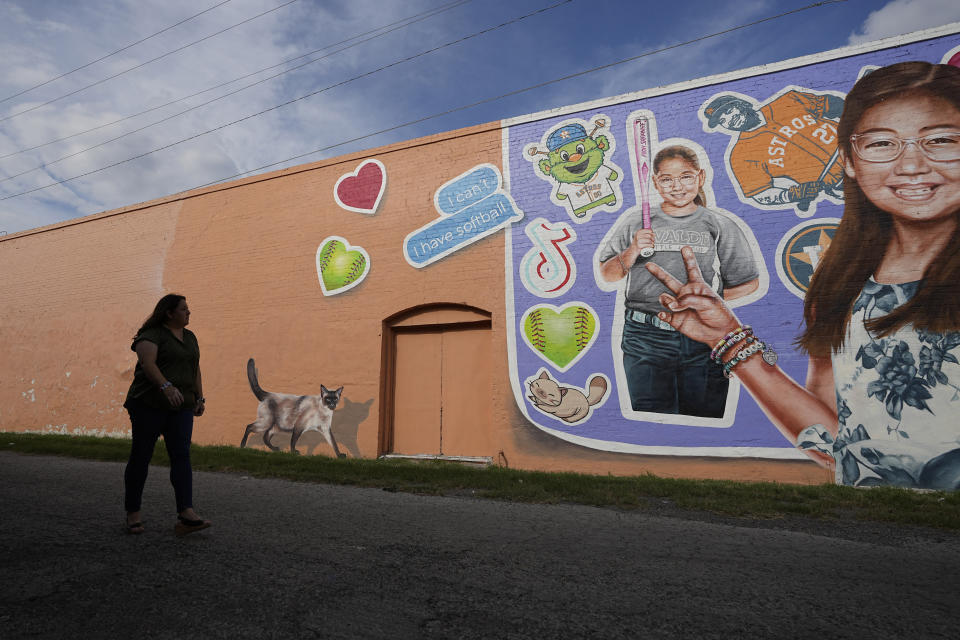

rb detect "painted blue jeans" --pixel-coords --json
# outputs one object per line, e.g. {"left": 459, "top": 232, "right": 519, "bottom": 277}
{"left": 621, "top": 317, "right": 728, "bottom": 417}
{"left": 123, "top": 398, "right": 195, "bottom": 513}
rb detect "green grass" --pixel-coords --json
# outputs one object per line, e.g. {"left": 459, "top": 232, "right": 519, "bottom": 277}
{"left": 3, "top": 432, "right": 960, "bottom": 530}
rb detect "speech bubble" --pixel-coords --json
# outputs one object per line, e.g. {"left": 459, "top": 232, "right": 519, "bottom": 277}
{"left": 404, "top": 164, "right": 523, "bottom": 268}
{"left": 435, "top": 164, "right": 500, "bottom": 215}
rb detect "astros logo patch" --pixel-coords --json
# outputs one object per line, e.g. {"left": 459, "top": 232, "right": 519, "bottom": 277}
{"left": 775, "top": 218, "right": 839, "bottom": 299}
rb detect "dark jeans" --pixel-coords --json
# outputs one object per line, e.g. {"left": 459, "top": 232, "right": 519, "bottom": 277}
{"left": 123, "top": 399, "right": 195, "bottom": 513}
{"left": 621, "top": 317, "right": 729, "bottom": 417}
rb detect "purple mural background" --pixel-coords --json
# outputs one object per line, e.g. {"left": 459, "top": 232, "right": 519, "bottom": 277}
{"left": 504, "top": 33, "right": 960, "bottom": 456}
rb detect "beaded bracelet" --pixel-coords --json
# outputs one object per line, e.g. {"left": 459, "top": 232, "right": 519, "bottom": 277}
{"left": 722, "top": 341, "right": 766, "bottom": 378}
{"left": 712, "top": 327, "right": 754, "bottom": 364}
{"left": 710, "top": 325, "right": 751, "bottom": 362}
{"left": 722, "top": 340, "right": 780, "bottom": 377}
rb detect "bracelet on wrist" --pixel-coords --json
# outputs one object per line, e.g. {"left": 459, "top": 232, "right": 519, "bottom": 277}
{"left": 159, "top": 381, "right": 172, "bottom": 391}
{"left": 721, "top": 339, "right": 778, "bottom": 377}
{"left": 711, "top": 326, "right": 753, "bottom": 364}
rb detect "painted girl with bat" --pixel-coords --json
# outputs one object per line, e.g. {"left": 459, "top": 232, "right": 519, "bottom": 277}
{"left": 644, "top": 61, "right": 960, "bottom": 488}
{"left": 598, "top": 137, "right": 759, "bottom": 418}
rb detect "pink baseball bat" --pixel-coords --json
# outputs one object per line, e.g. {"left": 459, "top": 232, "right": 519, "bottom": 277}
{"left": 633, "top": 118, "right": 655, "bottom": 258}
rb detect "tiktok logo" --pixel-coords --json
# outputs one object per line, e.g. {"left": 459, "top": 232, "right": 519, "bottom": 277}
{"left": 520, "top": 218, "right": 578, "bottom": 298}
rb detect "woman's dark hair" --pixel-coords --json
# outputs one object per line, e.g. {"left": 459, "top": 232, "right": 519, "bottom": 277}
{"left": 135, "top": 294, "right": 185, "bottom": 337}
{"left": 798, "top": 61, "right": 960, "bottom": 357}
{"left": 653, "top": 145, "right": 709, "bottom": 208}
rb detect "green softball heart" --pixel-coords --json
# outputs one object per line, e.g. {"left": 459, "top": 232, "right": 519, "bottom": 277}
{"left": 316, "top": 236, "right": 370, "bottom": 296}
{"left": 522, "top": 303, "right": 598, "bottom": 371}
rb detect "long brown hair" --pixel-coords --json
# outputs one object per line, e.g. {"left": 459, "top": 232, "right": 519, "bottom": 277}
{"left": 798, "top": 62, "right": 960, "bottom": 357}
{"left": 135, "top": 294, "right": 185, "bottom": 338}
{"left": 653, "top": 145, "right": 709, "bottom": 208}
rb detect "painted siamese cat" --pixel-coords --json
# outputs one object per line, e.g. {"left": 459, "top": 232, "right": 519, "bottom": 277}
{"left": 241, "top": 358, "right": 345, "bottom": 457}
{"left": 528, "top": 370, "right": 607, "bottom": 424}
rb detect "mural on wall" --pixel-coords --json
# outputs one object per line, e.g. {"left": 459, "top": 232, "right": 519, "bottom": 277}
{"left": 521, "top": 302, "right": 598, "bottom": 372}
{"left": 519, "top": 218, "right": 578, "bottom": 297}
{"left": 596, "top": 115, "right": 763, "bottom": 421}
{"left": 699, "top": 87, "right": 846, "bottom": 217}
{"left": 504, "top": 32, "right": 960, "bottom": 489}
{"left": 316, "top": 235, "right": 370, "bottom": 296}
{"left": 403, "top": 163, "right": 523, "bottom": 267}
{"left": 523, "top": 116, "right": 623, "bottom": 224}
{"left": 334, "top": 158, "right": 386, "bottom": 215}
{"left": 526, "top": 369, "right": 609, "bottom": 425}
{"left": 241, "top": 358, "right": 346, "bottom": 457}
{"left": 775, "top": 217, "right": 840, "bottom": 299}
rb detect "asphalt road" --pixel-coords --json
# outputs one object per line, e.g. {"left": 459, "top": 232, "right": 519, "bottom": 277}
{"left": 2, "top": 450, "right": 959, "bottom": 639}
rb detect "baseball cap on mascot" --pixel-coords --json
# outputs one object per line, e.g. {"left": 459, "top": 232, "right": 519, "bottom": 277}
{"left": 546, "top": 123, "right": 588, "bottom": 152}
{"left": 703, "top": 95, "right": 750, "bottom": 127}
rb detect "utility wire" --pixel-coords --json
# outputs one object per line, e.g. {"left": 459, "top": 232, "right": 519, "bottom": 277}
{"left": 0, "top": 0, "right": 235, "bottom": 105}
{"left": 0, "top": 0, "right": 572, "bottom": 199}
{"left": 200, "top": 1, "right": 849, "bottom": 187}
{"left": 0, "top": 0, "right": 472, "bottom": 161}
{"left": 0, "top": 0, "right": 301, "bottom": 124}
{"left": 0, "top": 0, "right": 473, "bottom": 182}
{"left": 1, "top": 0, "right": 843, "bottom": 204}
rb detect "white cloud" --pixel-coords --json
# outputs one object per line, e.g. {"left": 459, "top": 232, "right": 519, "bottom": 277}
{"left": 849, "top": 0, "right": 960, "bottom": 44}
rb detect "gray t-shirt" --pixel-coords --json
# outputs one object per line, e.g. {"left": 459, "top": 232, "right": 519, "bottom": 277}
{"left": 598, "top": 205, "right": 759, "bottom": 314}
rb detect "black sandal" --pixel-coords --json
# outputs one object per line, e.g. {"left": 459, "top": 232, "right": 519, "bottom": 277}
{"left": 125, "top": 521, "right": 145, "bottom": 535}
{"left": 174, "top": 515, "right": 211, "bottom": 536}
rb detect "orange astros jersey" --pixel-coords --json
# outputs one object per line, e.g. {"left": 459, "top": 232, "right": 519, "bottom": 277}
{"left": 729, "top": 91, "right": 844, "bottom": 198}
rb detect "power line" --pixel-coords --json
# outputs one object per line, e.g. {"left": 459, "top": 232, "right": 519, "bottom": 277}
{"left": 0, "top": 0, "right": 472, "bottom": 161}
{"left": 1, "top": 0, "right": 844, "bottom": 204}
{"left": 0, "top": 0, "right": 302, "bottom": 124}
{"left": 0, "top": 0, "right": 573, "bottom": 200}
{"left": 200, "top": 1, "right": 850, "bottom": 187}
{"left": 0, "top": 0, "right": 235, "bottom": 105}
{"left": 0, "top": 0, "right": 473, "bottom": 181}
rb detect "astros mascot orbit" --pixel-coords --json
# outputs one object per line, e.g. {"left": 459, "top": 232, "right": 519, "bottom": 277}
{"left": 525, "top": 116, "right": 624, "bottom": 224}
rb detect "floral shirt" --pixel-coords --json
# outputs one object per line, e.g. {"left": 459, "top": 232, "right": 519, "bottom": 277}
{"left": 798, "top": 278, "right": 960, "bottom": 489}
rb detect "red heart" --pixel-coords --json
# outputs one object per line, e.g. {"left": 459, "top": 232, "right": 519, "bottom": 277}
{"left": 334, "top": 159, "right": 386, "bottom": 214}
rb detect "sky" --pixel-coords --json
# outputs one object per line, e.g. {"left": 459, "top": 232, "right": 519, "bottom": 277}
{"left": 1, "top": 0, "right": 959, "bottom": 235}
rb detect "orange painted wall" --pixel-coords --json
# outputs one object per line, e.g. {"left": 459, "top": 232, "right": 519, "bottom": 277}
{"left": 0, "top": 122, "right": 828, "bottom": 484}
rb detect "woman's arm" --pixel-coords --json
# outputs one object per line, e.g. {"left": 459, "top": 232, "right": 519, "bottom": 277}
{"left": 135, "top": 340, "right": 184, "bottom": 408}
{"left": 646, "top": 246, "right": 838, "bottom": 466}
{"left": 727, "top": 354, "right": 837, "bottom": 467}
{"left": 723, "top": 278, "right": 759, "bottom": 301}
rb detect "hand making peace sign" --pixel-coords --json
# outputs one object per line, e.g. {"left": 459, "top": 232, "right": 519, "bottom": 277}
{"left": 644, "top": 246, "right": 743, "bottom": 346}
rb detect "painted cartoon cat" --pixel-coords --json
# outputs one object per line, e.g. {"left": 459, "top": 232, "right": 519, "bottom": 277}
{"left": 241, "top": 358, "right": 345, "bottom": 457}
{"left": 528, "top": 371, "right": 607, "bottom": 424}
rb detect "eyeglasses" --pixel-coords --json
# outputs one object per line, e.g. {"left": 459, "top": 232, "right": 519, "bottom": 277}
{"left": 849, "top": 132, "right": 960, "bottom": 163}
{"left": 654, "top": 173, "right": 699, "bottom": 188}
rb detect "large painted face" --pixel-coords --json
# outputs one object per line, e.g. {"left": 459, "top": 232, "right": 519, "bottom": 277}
{"left": 539, "top": 136, "right": 608, "bottom": 184}
{"left": 653, "top": 156, "right": 704, "bottom": 214}
{"left": 844, "top": 93, "right": 960, "bottom": 227}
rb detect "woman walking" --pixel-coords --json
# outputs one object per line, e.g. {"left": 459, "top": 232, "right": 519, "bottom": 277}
{"left": 123, "top": 294, "right": 211, "bottom": 534}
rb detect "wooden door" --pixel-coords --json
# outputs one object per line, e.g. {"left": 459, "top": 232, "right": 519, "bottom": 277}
{"left": 384, "top": 307, "right": 491, "bottom": 457}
